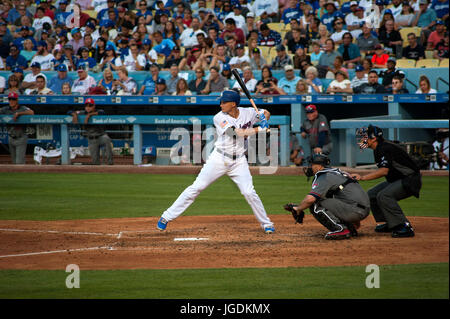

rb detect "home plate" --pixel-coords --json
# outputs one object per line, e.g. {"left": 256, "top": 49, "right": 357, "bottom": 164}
{"left": 174, "top": 237, "right": 209, "bottom": 241}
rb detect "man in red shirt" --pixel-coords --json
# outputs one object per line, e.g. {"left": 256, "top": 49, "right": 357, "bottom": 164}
{"left": 427, "top": 21, "right": 447, "bottom": 50}
{"left": 220, "top": 18, "right": 245, "bottom": 45}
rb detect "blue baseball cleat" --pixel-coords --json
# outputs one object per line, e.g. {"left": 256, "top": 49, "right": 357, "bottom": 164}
{"left": 264, "top": 226, "right": 275, "bottom": 234}
{"left": 157, "top": 217, "right": 168, "bottom": 231}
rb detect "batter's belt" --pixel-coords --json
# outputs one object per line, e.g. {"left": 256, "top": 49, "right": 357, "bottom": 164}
{"left": 216, "top": 148, "right": 244, "bottom": 160}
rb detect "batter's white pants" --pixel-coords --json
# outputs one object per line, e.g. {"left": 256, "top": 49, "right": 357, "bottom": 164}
{"left": 161, "top": 150, "right": 274, "bottom": 229}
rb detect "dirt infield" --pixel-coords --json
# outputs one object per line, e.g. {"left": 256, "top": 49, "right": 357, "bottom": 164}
{"left": 0, "top": 215, "right": 447, "bottom": 270}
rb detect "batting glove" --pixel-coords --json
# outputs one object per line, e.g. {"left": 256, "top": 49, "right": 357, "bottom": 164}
{"left": 259, "top": 119, "right": 270, "bottom": 129}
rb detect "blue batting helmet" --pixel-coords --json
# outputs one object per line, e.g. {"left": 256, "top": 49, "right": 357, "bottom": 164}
{"left": 220, "top": 89, "right": 240, "bottom": 105}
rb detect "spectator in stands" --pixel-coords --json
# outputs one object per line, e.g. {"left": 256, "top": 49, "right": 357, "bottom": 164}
{"left": 346, "top": 4, "right": 365, "bottom": 38}
{"left": 251, "top": 0, "right": 279, "bottom": 22}
{"left": 321, "top": 0, "right": 340, "bottom": 32}
{"left": 380, "top": 58, "right": 405, "bottom": 88}
{"left": 330, "top": 16, "right": 347, "bottom": 46}
{"left": 154, "top": 78, "right": 168, "bottom": 95}
{"left": 68, "top": 28, "right": 85, "bottom": 56}
{"left": 255, "top": 65, "right": 281, "bottom": 95}
{"left": 257, "top": 23, "right": 282, "bottom": 47}
{"left": 112, "top": 66, "right": 138, "bottom": 95}
{"left": 0, "top": 75, "right": 5, "bottom": 94}
{"left": 201, "top": 65, "right": 229, "bottom": 94}
{"left": 22, "top": 62, "right": 47, "bottom": 95}
{"left": 62, "top": 44, "right": 78, "bottom": 71}
{"left": 0, "top": 92, "right": 34, "bottom": 164}
{"left": 396, "top": 2, "right": 415, "bottom": 27}
{"left": 5, "top": 74, "right": 23, "bottom": 95}
{"left": 136, "top": 0, "right": 153, "bottom": 24}
{"left": 179, "top": 45, "right": 202, "bottom": 70}
{"left": 295, "top": 79, "right": 309, "bottom": 94}
{"left": 228, "top": 43, "right": 250, "bottom": 70}
{"left": 221, "top": 63, "right": 233, "bottom": 81}
{"left": 20, "top": 39, "right": 36, "bottom": 64}
{"left": 413, "top": 0, "right": 438, "bottom": 42}
{"left": 402, "top": 33, "right": 426, "bottom": 60}
{"left": 281, "top": 0, "right": 301, "bottom": 24}
{"left": 6, "top": 44, "right": 28, "bottom": 70}
{"left": 166, "top": 64, "right": 182, "bottom": 95}
{"left": 32, "top": 6, "right": 53, "bottom": 31}
{"left": 193, "top": 37, "right": 216, "bottom": 70}
{"left": 139, "top": 64, "right": 160, "bottom": 95}
{"left": 293, "top": 44, "right": 311, "bottom": 70}
{"left": 232, "top": 66, "right": 258, "bottom": 94}
{"left": 13, "top": 26, "right": 36, "bottom": 52}
{"left": 350, "top": 65, "right": 368, "bottom": 89}
{"left": 97, "top": 68, "right": 115, "bottom": 95}
{"left": 270, "top": 44, "right": 292, "bottom": 70}
{"left": 29, "top": 75, "right": 53, "bottom": 95}
{"left": 299, "top": 3, "right": 315, "bottom": 31}
{"left": 188, "top": 68, "right": 207, "bottom": 95}
{"left": 243, "top": 12, "right": 258, "bottom": 38}
{"left": 300, "top": 104, "right": 333, "bottom": 155}
{"left": 122, "top": 43, "right": 146, "bottom": 71}
{"left": 173, "top": 78, "right": 192, "bottom": 96}
{"left": 47, "top": 64, "right": 74, "bottom": 94}
{"left": 246, "top": 48, "right": 264, "bottom": 70}
{"left": 151, "top": 30, "right": 177, "bottom": 60}
{"left": 220, "top": 17, "right": 245, "bottom": 45}
{"left": 180, "top": 17, "right": 206, "bottom": 48}
{"left": 357, "top": 23, "right": 380, "bottom": 57}
{"left": 305, "top": 66, "right": 323, "bottom": 94}
{"left": 337, "top": 32, "right": 361, "bottom": 69}
{"left": 427, "top": 20, "right": 447, "bottom": 50}
{"left": 309, "top": 41, "right": 323, "bottom": 66}
{"left": 72, "top": 65, "right": 97, "bottom": 95}
{"left": 388, "top": 75, "right": 410, "bottom": 94}
{"left": 286, "top": 27, "right": 309, "bottom": 54}
{"left": 353, "top": 70, "right": 387, "bottom": 94}
{"left": 99, "top": 44, "right": 122, "bottom": 71}
{"left": 416, "top": 75, "right": 438, "bottom": 93}
{"left": 223, "top": 3, "right": 246, "bottom": 31}
{"left": 378, "top": 19, "right": 403, "bottom": 57}
{"left": 362, "top": 58, "right": 373, "bottom": 75}
{"left": 278, "top": 65, "right": 301, "bottom": 95}
{"left": 327, "top": 70, "right": 352, "bottom": 94}
{"left": 371, "top": 44, "right": 390, "bottom": 68}
{"left": 76, "top": 47, "right": 97, "bottom": 71}
{"left": 379, "top": 10, "right": 395, "bottom": 34}
{"left": 431, "top": 0, "right": 449, "bottom": 20}
{"left": 318, "top": 39, "right": 342, "bottom": 78}
{"left": 163, "top": 46, "right": 183, "bottom": 69}
{"left": 434, "top": 31, "right": 449, "bottom": 60}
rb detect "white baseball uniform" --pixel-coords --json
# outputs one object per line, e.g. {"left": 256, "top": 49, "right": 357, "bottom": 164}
{"left": 161, "top": 107, "right": 274, "bottom": 229}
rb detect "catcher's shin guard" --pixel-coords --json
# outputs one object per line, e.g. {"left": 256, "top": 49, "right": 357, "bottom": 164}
{"left": 310, "top": 204, "right": 346, "bottom": 233}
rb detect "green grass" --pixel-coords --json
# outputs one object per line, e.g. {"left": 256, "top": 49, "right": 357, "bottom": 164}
{"left": 0, "top": 263, "right": 447, "bottom": 299}
{"left": 0, "top": 173, "right": 448, "bottom": 220}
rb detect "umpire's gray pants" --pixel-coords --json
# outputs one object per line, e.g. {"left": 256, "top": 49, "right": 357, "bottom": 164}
{"left": 8, "top": 135, "right": 28, "bottom": 164}
{"left": 88, "top": 134, "right": 114, "bottom": 165}
{"left": 312, "top": 198, "right": 370, "bottom": 232}
{"left": 367, "top": 180, "right": 411, "bottom": 229}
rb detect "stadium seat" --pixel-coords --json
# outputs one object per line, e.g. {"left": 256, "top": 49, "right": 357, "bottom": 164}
{"left": 258, "top": 46, "right": 271, "bottom": 61}
{"left": 269, "top": 47, "right": 278, "bottom": 61}
{"left": 267, "top": 22, "right": 284, "bottom": 33}
{"left": 396, "top": 59, "right": 416, "bottom": 68}
{"left": 425, "top": 50, "right": 434, "bottom": 59}
{"left": 84, "top": 10, "right": 97, "bottom": 19}
{"left": 415, "top": 59, "right": 440, "bottom": 68}
{"left": 284, "top": 23, "right": 291, "bottom": 31}
{"left": 399, "top": 27, "right": 422, "bottom": 47}
{"left": 157, "top": 55, "right": 165, "bottom": 65}
{"left": 439, "top": 59, "right": 449, "bottom": 67}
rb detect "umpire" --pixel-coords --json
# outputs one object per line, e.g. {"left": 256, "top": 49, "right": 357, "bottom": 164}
{"left": 285, "top": 154, "right": 370, "bottom": 240}
{"left": 69, "top": 98, "right": 114, "bottom": 165}
{"left": 0, "top": 92, "right": 34, "bottom": 164}
{"left": 300, "top": 104, "right": 332, "bottom": 156}
{"left": 352, "top": 125, "right": 421, "bottom": 238}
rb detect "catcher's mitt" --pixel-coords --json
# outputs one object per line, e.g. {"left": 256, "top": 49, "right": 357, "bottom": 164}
{"left": 283, "top": 203, "right": 305, "bottom": 224}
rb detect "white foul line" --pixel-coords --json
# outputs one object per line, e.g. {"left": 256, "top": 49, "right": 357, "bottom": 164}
{"left": 0, "top": 246, "right": 111, "bottom": 259}
{"left": 174, "top": 237, "right": 209, "bottom": 241}
{"left": 0, "top": 228, "right": 118, "bottom": 237}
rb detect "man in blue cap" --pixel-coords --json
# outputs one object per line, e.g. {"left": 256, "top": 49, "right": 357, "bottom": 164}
{"left": 350, "top": 64, "right": 368, "bottom": 89}
{"left": 48, "top": 64, "right": 74, "bottom": 94}
{"left": 23, "top": 62, "right": 47, "bottom": 94}
{"left": 156, "top": 89, "right": 275, "bottom": 234}
{"left": 13, "top": 26, "right": 37, "bottom": 51}
{"left": 5, "top": 44, "right": 28, "bottom": 70}
{"left": 29, "top": 40, "right": 55, "bottom": 71}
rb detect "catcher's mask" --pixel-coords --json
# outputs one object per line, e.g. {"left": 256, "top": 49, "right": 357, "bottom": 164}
{"left": 355, "top": 125, "right": 383, "bottom": 149}
{"left": 302, "top": 154, "right": 331, "bottom": 179}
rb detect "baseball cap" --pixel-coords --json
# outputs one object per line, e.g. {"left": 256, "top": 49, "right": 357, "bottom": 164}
{"left": 384, "top": 9, "right": 393, "bottom": 15}
{"left": 31, "top": 62, "right": 41, "bottom": 68}
{"left": 355, "top": 65, "right": 364, "bottom": 72}
{"left": 59, "top": 0, "right": 69, "bottom": 4}
{"left": 172, "top": 46, "right": 180, "bottom": 51}
{"left": 80, "top": 46, "right": 89, "bottom": 52}
{"left": 220, "top": 90, "right": 240, "bottom": 105}
{"left": 388, "top": 57, "right": 396, "bottom": 63}
{"left": 375, "top": 0, "right": 384, "bottom": 5}
{"left": 85, "top": 98, "right": 95, "bottom": 105}
{"left": 305, "top": 104, "right": 317, "bottom": 113}
{"left": 20, "top": 26, "right": 30, "bottom": 31}
{"left": 236, "top": 43, "right": 244, "bottom": 50}
{"left": 350, "top": 1, "right": 358, "bottom": 6}
{"left": 252, "top": 47, "right": 260, "bottom": 54}
{"left": 284, "top": 64, "right": 294, "bottom": 71}
{"left": 143, "top": 38, "right": 152, "bottom": 45}
{"left": 355, "top": 6, "right": 364, "bottom": 11}
{"left": 86, "top": 22, "right": 96, "bottom": 29}
{"left": 374, "top": 44, "right": 383, "bottom": 50}
{"left": 71, "top": 28, "right": 80, "bottom": 35}
{"left": 37, "top": 40, "right": 47, "bottom": 47}
{"left": 436, "top": 20, "right": 444, "bottom": 25}
{"left": 64, "top": 44, "right": 73, "bottom": 50}
{"left": 246, "top": 12, "right": 255, "bottom": 18}
{"left": 295, "top": 44, "right": 305, "bottom": 50}
{"left": 57, "top": 64, "right": 68, "bottom": 72}
{"left": 8, "top": 92, "right": 19, "bottom": 100}
{"left": 12, "top": 67, "right": 23, "bottom": 74}
{"left": 77, "top": 64, "right": 87, "bottom": 71}
{"left": 418, "top": 0, "right": 428, "bottom": 4}
{"left": 0, "top": 22, "right": 6, "bottom": 26}
{"left": 276, "top": 44, "right": 286, "bottom": 51}
{"left": 222, "top": 63, "right": 231, "bottom": 71}
{"left": 105, "top": 44, "right": 115, "bottom": 51}
{"left": 156, "top": 78, "right": 166, "bottom": 84}
{"left": 192, "top": 46, "right": 201, "bottom": 52}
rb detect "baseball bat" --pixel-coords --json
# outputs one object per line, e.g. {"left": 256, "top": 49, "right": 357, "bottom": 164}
{"left": 231, "top": 69, "right": 270, "bottom": 132}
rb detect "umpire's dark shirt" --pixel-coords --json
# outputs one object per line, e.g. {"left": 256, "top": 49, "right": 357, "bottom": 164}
{"left": 374, "top": 139, "right": 420, "bottom": 183}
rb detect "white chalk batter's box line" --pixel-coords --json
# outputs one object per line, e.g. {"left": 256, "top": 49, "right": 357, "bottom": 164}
{"left": 0, "top": 227, "right": 209, "bottom": 259}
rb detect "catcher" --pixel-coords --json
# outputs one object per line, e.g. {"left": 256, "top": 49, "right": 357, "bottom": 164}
{"left": 283, "top": 154, "right": 370, "bottom": 240}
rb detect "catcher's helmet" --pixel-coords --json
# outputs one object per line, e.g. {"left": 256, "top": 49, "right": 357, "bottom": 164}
{"left": 310, "top": 154, "right": 330, "bottom": 166}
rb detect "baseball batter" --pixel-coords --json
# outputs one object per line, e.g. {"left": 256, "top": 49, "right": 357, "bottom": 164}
{"left": 157, "top": 89, "right": 275, "bottom": 233}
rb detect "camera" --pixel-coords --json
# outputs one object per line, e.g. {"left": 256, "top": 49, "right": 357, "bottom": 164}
{"left": 263, "top": 82, "right": 271, "bottom": 88}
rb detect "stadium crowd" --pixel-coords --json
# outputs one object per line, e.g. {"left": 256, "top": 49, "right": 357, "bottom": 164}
{"left": 0, "top": 0, "right": 448, "bottom": 96}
